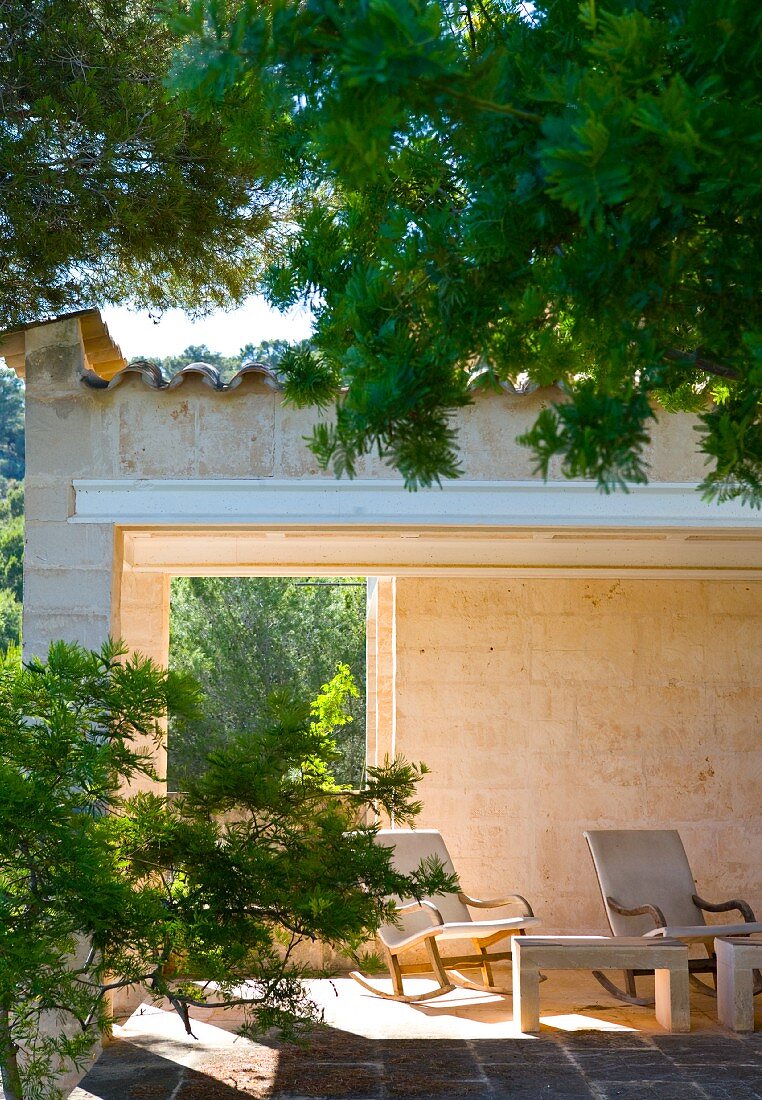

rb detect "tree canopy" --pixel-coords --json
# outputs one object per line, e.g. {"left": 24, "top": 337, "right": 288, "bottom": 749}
{"left": 169, "top": 576, "right": 366, "bottom": 790}
{"left": 131, "top": 339, "right": 307, "bottom": 377}
{"left": 0, "top": 486, "right": 23, "bottom": 652}
{"left": 0, "top": 0, "right": 277, "bottom": 328}
{"left": 173, "top": 0, "right": 762, "bottom": 505}
{"left": 0, "top": 371, "right": 24, "bottom": 483}
{"left": 0, "top": 640, "right": 442, "bottom": 1100}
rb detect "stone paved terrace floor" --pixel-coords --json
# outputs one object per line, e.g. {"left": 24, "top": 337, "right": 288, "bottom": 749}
{"left": 70, "top": 973, "right": 762, "bottom": 1100}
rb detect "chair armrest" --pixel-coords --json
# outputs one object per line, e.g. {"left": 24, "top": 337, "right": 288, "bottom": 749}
{"left": 607, "top": 895, "right": 667, "bottom": 928}
{"left": 692, "top": 894, "right": 757, "bottom": 922}
{"left": 395, "top": 899, "right": 445, "bottom": 926}
{"left": 458, "top": 892, "right": 535, "bottom": 918}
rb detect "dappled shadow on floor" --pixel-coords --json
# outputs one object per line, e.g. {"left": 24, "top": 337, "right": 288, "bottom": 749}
{"left": 72, "top": 1040, "right": 262, "bottom": 1100}
{"left": 264, "top": 1027, "right": 762, "bottom": 1100}
{"left": 73, "top": 1025, "right": 762, "bottom": 1100}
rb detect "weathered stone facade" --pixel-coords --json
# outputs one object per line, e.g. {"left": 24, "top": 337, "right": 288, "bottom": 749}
{"left": 18, "top": 312, "right": 762, "bottom": 932}
{"left": 390, "top": 576, "right": 762, "bottom": 933}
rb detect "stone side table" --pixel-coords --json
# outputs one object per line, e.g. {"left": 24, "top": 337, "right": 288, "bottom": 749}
{"left": 715, "top": 935, "right": 762, "bottom": 1032}
{"left": 512, "top": 936, "right": 690, "bottom": 1033}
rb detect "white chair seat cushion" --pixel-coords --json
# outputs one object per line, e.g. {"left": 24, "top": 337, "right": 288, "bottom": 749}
{"left": 436, "top": 916, "right": 540, "bottom": 941}
{"left": 646, "top": 922, "right": 762, "bottom": 943}
{"left": 383, "top": 915, "right": 540, "bottom": 952}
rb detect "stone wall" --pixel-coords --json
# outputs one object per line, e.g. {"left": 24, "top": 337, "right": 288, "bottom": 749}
{"left": 19, "top": 314, "right": 762, "bottom": 1097}
{"left": 22, "top": 312, "right": 720, "bottom": 663}
{"left": 82, "top": 372, "right": 709, "bottom": 483}
{"left": 23, "top": 319, "right": 115, "bottom": 657}
{"left": 23, "top": 315, "right": 761, "bottom": 933}
{"left": 393, "top": 576, "right": 762, "bottom": 933}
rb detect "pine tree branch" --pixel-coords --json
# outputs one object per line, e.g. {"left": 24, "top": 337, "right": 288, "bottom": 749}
{"left": 663, "top": 348, "right": 741, "bottom": 382}
{"left": 438, "top": 83, "right": 541, "bottom": 122}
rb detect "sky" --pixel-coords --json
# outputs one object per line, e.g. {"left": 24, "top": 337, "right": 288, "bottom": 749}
{"left": 102, "top": 296, "right": 313, "bottom": 360}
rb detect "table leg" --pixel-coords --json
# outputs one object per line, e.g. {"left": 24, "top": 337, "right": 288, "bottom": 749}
{"left": 717, "top": 962, "right": 754, "bottom": 1033}
{"left": 654, "top": 966, "right": 690, "bottom": 1033}
{"left": 512, "top": 950, "right": 541, "bottom": 1033}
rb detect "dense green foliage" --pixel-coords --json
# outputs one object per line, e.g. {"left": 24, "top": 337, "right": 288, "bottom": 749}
{"left": 0, "top": 641, "right": 199, "bottom": 1100}
{"left": 0, "top": 640, "right": 443, "bottom": 1100}
{"left": 169, "top": 576, "right": 366, "bottom": 790}
{"left": 0, "top": 368, "right": 24, "bottom": 649}
{"left": 0, "top": 370, "right": 24, "bottom": 483}
{"left": 132, "top": 339, "right": 308, "bottom": 378}
{"left": 0, "top": 488, "right": 23, "bottom": 605}
{"left": 0, "top": 591, "right": 21, "bottom": 655}
{"left": 0, "top": 487, "right": 23, "bottom": 651}
{"left": 174, "top": 0, "right": 762, "bottom": 504}
{"left": 0, "top": 0, "right": 276, "bottom": 327}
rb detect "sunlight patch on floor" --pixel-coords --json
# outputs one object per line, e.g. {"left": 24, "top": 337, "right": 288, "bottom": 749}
{"left": 537, "top": 1013, "right": 637, "bottom": 1032}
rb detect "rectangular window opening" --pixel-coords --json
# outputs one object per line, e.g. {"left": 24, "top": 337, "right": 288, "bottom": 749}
{"left": 168, "top": 576, "right": 368, "bottom": 794}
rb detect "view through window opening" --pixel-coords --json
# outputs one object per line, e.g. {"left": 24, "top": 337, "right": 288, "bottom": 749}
{"left": 167, "top": 575, "right": 367, "bottom": 793}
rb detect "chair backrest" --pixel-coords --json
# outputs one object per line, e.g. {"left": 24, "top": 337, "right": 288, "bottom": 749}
{"left": 584, "top": 829, "right": 705, "bottom": 936}
{"left": 375, "top": 829, "right": 471, "bottom": 947}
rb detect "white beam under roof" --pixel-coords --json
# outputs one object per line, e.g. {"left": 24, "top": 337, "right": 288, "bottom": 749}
{"left": 72, "top": 478, "right": 762, "bottom": 529}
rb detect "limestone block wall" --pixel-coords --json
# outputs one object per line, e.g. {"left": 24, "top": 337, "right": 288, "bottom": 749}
{"left": 23, "top": 320, "right": 174, "bottom": 787}
{"left": 80, "top": 373, "right": 710, "bottom": 484}
{"left": 21, "top": 315, "right": 712, "bottom": 667}
{"left": 393, "top": 576, "right": 762, "bottom": 934}
{"left": 23, "top": 318, "right": 115, "bottom": 658}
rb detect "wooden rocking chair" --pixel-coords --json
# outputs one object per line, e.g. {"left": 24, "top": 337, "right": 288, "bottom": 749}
{"left": 585, "top": 829, "right": 762, "bottom": 1006}
{"left": 350, "top": 829, "right": 540, "bottom": 1003}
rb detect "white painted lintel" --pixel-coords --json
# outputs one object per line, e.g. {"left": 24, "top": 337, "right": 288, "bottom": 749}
{"left": 71, "top": 478, "right": 762, "bottom": 530}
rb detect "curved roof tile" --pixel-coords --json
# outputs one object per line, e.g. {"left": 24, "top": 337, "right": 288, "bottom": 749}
{"left": 82, "top": 359, "right": 563, "bottom": 397}
{"left": 81, "top": 359, "right": 284, "bottom": 392}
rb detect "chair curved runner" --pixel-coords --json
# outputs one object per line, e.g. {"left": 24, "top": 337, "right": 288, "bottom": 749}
{"left": 350, "top": 828, "right": 540, "bottom": 1002}
{"left": 585, "top": 829, "right": 762, "bottom": 1006}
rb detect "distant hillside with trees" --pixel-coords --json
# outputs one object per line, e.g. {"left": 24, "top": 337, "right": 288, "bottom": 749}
{"left": 0, "top": 367, "right": 24, "bottom": 484}
{"left": 131, "top": 339, "right": 310, "bottom": 378}
{"left": 169, "top": 577, "right": 367, "bottom": 792}
{"left": 0, "top": 485, "right": 23, "bottom": 651}
{"left": 0, "top": 366, "right": 25, "bottom": 649}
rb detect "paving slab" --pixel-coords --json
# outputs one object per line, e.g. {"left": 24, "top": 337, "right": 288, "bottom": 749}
{"left": 59, "top": 972, "right": 762, "bottom": 1099}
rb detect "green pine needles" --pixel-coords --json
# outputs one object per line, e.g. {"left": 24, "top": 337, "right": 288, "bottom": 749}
{"left": 170, "top": 0, "right": 762, "bottom": 504}
{"left": 5, "top": 1, "right": 758, "bottom": 503}
{"left": 0, "top": 0, "right": 274, "bottom": 326}
{"left": 0, "top": 640, "right": 445, "bottom": 1100}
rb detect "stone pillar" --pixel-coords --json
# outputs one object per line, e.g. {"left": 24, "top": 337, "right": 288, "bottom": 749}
{"left": 20, "top": 317, "right": 120, "bottom": 1100}
{"left": 112, "top": 564, "right": 172, "bottom": 793}
{"left": 365, "top": 578, "right": 378, "bottom": 768}
{"left": 23, "top": 317, "right": 115, "bottom": 658}
{"left": 366, "top": 576, "right": 397, "bottom": 790}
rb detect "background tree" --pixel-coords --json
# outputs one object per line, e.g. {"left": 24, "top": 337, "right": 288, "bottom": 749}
{"left": 169, "top": 576, "right": 366, "bottom": 790}
{"left": 0, "top": 486, "right": 23, "bottom": 650}
{"left": 238, "top": 338, "right": 308, "bottom": 371}
{"left": 0, "top": 0, "right": 279, "bottom": 328}
{"left": 130, "top": 339, "right": 312, "bottom": 378}
{"left": 0, "top": 640, "right": 441, "bottom": 1100}
{"left": 130, "top": 344, "right": 242, "bottom": 378}
{"left": 173, "top": 0, "right": 762, "bottom": 505}
{"left": 0, "top": 640, "right": 199, "bottom": 1100}
{"left": 0, "top": 486, "right": 23, "bottom": 605}
{"left": 0, "top": 591, "right": 21, "bottom": 654}
{"left": 0, "top": 370, "right": 24, "bottom": 483}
